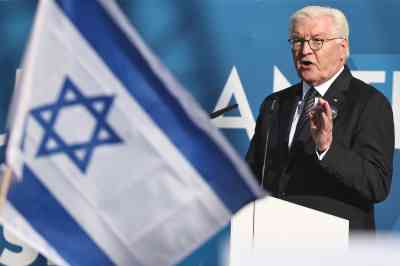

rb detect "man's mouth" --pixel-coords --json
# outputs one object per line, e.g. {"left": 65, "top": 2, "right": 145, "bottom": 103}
{"left": 300, "top": 59, "right": 313, "bottom": 66}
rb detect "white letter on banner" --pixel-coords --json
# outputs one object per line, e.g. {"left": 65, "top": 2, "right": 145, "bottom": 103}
{"left": 393, "top": 71, "right": 400, "bottom": 149}
{"left": 212, "top": 67, "right": 255, "bottom": 139}
{"left": 351, "top": 71, "right": 386, "bottom": 84}
{"left": 273, "top": 66, "right": 292, "bottom": 93}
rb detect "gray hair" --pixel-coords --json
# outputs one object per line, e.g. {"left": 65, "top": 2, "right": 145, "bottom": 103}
{"left": 289, "top": 6, "right": 350, "bottom": 57}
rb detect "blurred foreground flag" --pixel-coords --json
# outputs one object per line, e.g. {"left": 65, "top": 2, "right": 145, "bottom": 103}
{"left": 1, "top": 0, "right": 264, "bottom": 265}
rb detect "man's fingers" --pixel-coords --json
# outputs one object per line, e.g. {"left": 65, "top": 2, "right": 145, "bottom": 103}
{"left": 309, "top": 111, "right": 321, "bottom": 130}
{"left": 317, "top": 98, "right": 333, "bottom": 119}
{"left": 309, "top": 100, "right": 333, "bottom": 131}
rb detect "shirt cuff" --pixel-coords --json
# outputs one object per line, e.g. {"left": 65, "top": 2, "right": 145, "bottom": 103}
{"left": 315, "top": 147, "right": 329, "bottom": 160}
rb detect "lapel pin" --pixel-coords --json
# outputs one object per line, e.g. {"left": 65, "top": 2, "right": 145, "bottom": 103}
{"left": 332, "top": 98, "right": 339, "bottom": 120}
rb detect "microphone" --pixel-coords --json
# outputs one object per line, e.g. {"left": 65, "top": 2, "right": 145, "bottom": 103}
{"left": 260, "top": 98, "right": 279, "bottom": 187}
{"left": 253, "top": 97, "right": 279, "bottom": 245}
{"left": 270, "top": 98, "right": 279, "bottom": 112}
{"left": 209, "top": 104, "right": 238, "bottom": 119}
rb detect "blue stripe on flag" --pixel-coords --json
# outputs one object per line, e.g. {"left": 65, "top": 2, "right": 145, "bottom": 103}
{"left": 8, "top": 165, "right": 115, "bottom": 266}
{"left": 54, "top": 0, "right": 257, "bottom": 212}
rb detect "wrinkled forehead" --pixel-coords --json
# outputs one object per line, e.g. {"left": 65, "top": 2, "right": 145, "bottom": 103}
{"left": 291, "top": 15, "right": 336, "bottom": 37}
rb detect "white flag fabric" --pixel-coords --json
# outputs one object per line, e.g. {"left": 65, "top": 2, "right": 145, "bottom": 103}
{"left": 1, "top": 0, "right": 264, "bottom": 265}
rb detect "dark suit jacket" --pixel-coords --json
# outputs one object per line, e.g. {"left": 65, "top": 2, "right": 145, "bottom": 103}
{"left": 246, "top": 66, "right": 394, "bottom": 231}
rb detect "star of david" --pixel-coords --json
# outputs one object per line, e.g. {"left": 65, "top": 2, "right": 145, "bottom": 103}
{"left": 31, "top": 78, "right": 123, "bottom": 173}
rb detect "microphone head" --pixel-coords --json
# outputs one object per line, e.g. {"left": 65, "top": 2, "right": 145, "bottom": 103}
{"left": 270, "top": 98, "right": 279, "bottom": 112}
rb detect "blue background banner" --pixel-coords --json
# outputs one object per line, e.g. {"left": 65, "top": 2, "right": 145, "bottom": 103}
{"left": 0, "top": 1, "right": 399, "bottom": 265}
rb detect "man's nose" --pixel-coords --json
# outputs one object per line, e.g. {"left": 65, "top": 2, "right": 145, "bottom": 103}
{"left": 301, "top": 40, "right": 313, "bottom": 54}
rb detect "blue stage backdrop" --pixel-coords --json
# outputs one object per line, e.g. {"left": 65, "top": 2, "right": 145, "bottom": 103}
{"left": 0, "top": 1, "right": 399, "bottom": 265}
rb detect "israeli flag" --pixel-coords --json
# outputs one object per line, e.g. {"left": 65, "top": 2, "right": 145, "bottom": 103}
{"left": 1, "top": 0, "right": 264, "bottom": 265}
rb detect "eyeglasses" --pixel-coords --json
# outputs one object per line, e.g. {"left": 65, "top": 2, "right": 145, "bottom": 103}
{"left": 288, "top": 37, "right": 345, "bottom": 51}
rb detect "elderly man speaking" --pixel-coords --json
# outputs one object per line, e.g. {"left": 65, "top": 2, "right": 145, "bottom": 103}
{"left": 246, "top": 6, "right": 394, "bottom": 231}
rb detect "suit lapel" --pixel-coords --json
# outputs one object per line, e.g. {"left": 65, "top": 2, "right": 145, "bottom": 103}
{"left": 322, "top": 66, "right": 352, "bottom": 124}
{"left": 278, "top": 84, "right": 302, "bottom": 161}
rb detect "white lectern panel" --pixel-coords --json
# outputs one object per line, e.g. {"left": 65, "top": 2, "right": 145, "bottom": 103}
{"left": 230, "top": 196, "right": 349, "bottom": 266}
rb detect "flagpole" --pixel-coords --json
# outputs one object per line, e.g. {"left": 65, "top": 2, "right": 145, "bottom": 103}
{"left": 0, "top": 166, "right": 12, "bottom": 209}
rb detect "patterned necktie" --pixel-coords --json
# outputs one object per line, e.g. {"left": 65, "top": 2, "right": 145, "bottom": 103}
{"left": 296, "top": 87, "right": 320, "bottom": 133}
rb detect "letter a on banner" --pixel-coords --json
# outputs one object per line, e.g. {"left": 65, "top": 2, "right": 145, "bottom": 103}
{"left": 212, "top": 67, "right": 255, "bottom": 139}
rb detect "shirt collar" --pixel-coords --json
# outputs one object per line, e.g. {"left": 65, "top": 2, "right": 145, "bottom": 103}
{"left": 302, "top": 66, "right": 344, "bottom": 99}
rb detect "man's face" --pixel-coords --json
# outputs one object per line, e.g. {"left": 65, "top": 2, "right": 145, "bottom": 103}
{"left": 291, "top": 16, "right": 348, "bottom": 86}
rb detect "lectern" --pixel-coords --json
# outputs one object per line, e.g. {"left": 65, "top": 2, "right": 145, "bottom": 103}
{"left": 230, "top": 196, "right": 349, "bottom": 266}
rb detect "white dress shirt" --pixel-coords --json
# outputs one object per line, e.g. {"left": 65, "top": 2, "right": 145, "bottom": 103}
{"left": 288, "top": 67, "right": 344, "bottom": 159}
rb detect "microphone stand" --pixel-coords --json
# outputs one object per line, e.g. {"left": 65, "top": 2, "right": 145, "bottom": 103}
{"left": 252, "top": 99, "right": 279, "bottom": 247}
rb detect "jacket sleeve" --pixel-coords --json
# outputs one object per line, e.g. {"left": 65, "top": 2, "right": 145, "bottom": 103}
{"left": 319, "top": 91, "right": 395, "bottom": 203}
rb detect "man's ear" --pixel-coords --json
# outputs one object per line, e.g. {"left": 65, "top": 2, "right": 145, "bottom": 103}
{"left": 340, "top": 38, "right": 349, "bottom": 59}
{"left": 341, "top": 38, "right": 349, "bottom": 49}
